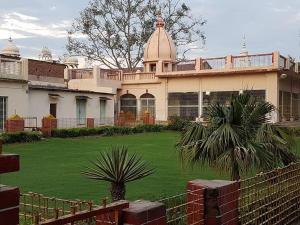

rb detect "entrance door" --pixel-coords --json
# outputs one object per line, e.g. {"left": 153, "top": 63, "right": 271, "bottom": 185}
{"left": 100, "top": 100, "right": 106, "bottom": 124}
{"left": 76, "top": 99, "right": 86, "bottom": 125}
{"left": 50, "top": 103, "right": 57, "bottom": 118}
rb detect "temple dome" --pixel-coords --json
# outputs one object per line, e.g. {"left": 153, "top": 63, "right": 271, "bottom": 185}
{"left": 1, "top": 37, "right": 20, "bottom": 57}
{"left": 143, "top": 16, "right": 176, "bottom": 62}
{"left": 39, "top": 46, "right": 52, "bottom": 61}
{"left": 64, "top": 56, "right": 79, "bottom": 68}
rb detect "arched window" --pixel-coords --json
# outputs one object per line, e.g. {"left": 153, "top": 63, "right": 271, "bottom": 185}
{"left": 120, "top": 94, "right": 137, "bottom": 118}
{"left": 140, "top": 93, "right": 155, "bottom": 117}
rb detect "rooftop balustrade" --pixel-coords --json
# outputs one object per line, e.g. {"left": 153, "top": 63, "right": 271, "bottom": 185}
{"left": 66, "top": 52, "right": 296, "bottom": 84}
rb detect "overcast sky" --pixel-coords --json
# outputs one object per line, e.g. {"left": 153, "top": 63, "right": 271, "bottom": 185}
{"left": 1, "top": 0, "right": 300, "bottom": 60}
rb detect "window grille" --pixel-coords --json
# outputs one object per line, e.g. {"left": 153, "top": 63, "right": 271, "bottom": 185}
{"left": 168, "top": 92, "right": 199, "bottom": 120}
{"left": 120, "top": 94, "right": 137, "bottom": 117}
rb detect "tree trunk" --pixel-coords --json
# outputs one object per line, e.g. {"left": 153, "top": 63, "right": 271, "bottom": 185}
{"left": 110, "top": 183, "right": 126, "bottom": 201}
{"left": 231, "top": 149, "right": 240, "bottom": 181}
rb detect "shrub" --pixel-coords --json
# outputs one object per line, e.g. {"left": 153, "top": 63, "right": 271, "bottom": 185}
{"left": 51, "top": 124, "right": 167, "bottom": 138}
{"left": 0, "top": 131, "right": 42, "bottom": 144}
{"left": 167, "top": 116, "right": 190, "bottom": 131}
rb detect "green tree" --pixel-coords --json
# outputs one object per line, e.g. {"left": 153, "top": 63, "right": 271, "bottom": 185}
{"left": 67, "top": 0, "right": 206, "bottom": 69}
{"left": 178, "top": 93, "right": 298, "bottom": 180}
{"left": 82, "top": 146, "right": 154, "bottom": 201}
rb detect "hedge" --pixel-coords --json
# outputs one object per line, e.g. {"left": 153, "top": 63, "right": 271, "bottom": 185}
{"left": 51, "top": 124, "right": 166, "bottom": 138}
{"left": 0, "top": 131, "right": 42, "bottom": 144}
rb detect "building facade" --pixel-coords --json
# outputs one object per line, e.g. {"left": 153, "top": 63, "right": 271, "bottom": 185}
{"left": 1, "top": 16, "right": 299, "bottom": 131}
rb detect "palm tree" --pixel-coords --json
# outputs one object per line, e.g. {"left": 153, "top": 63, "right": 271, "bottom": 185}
{"left": 82, "top": 146, "right": 154, "bottom": 201}
{"left": 178, "top": 93, "right": 298, "bottom": 180}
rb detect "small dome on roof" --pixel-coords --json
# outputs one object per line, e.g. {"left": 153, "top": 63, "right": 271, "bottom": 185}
{"left": 39, "top": 46, "right": 52, "bottom": 61}
{"left": 143, "top": 16, "right": 176, "bottom": 63}
{"left": 1, "top": 37, "right": 20, "bottom": 57}
{"left": 64, "top": 56, "right": 79, "bottom": 68}
{"left": 65, "top": 56, "right": 78, "bottom": 64}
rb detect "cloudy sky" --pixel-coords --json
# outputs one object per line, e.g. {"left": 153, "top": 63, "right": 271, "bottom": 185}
{"left": 1, "top": 0, "right": 300, "bottom": 61}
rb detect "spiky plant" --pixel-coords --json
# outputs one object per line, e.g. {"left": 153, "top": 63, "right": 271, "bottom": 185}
{"left": 178, "top": 93, "right": 298, "bottom": 180}
{"left": 82, "top": 146, "right": 154, "bottom": 201}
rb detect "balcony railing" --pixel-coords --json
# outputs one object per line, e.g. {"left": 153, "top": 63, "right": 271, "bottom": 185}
{"left": 69, "top": 69, "right": 93, "bottom": 79}
{"left": 122, "top": 72, "right": 156, "bottom": 81}
{"left": 232, "top": 53, "right": 273, "bottom": 68}
{"left": 0, "top": 57, "right": 23, "bottom": 80}
{"left": 202, "top": 57, "right": 227, "bottom": 69}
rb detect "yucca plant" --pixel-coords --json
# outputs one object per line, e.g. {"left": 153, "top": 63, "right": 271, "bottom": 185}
{"left": 178, "top": 93, "right": 298, "bottom": 180}
{"left": 82, "top": 146, "right": 154, "bottom": 201}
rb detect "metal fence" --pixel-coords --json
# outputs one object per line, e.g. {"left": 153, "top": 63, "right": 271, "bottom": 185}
{"left": 158, "top": 188, "right": 204, "bottom": 225}
{"left": 24, "top": 117, "right": 38, "bottom": 130}
{"left": 239, "top": 163, "right": 300, "bottom": 225}
{"left": 56, "top": 118, "right": 114, "bottom": 129}
{"left": 19, "top": 192, "right": 128, "bottom": 225}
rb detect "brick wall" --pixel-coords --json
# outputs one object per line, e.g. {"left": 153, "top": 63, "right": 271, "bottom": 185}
{"left": 5, "top": 119, "right": 24, "bottom": 133}
{"left": 187, "top": 180, "right": 239, "bottom": 225}
{"left": 28, "top": 59, "right": 65, "bottom": 78}
{"left": 0, "top": 152, "right": 20, "bottom": 225}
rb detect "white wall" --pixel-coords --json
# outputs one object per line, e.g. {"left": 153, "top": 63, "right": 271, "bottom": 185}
{"left": 0, "top": 81, "right": 29, "bottom": 117}
{"left": 29, "top": 89, "right": 114, "bottom": 127}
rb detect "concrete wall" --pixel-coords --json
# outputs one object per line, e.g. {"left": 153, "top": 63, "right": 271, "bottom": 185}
{"left": 0, "top": 81, "right": 29, "bottom": 117}
{"left": 120, "top": 72, "right": 280, "bottom": 122}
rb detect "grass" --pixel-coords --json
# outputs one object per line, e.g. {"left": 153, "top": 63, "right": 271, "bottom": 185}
{"left": 1, "top": 131, "right": 227, "bottom": 202}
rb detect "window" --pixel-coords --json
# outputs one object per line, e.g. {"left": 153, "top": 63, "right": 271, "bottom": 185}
{"left": 0, "top": 97, "right": 7, "bottom": 132}
{"left": 76, "top": 99, "right": 87, "bottom": 125}
{"left": 50, "top": 103, "right": 57, "bottom": 118}
{"left": 150, "top": 64, "right": 156, "bottom": 72}
{"left": 100, "top": 100, "right": 106, "bottom": 124}
{"left": 120, "top": 94, "right": 137, "bottom": 118}
{"left": 168, "top": 92, "right": 199, "bottom": 120}
{"left": 202, "top": 90, "right": 266, "bottom": 118}
{"left": 140, "top": 93, "right": 155, "bottom": 117}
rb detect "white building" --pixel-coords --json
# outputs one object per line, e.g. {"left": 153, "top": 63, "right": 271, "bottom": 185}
{"left": 0, "top": 38, "right": 118, "bottom": 131}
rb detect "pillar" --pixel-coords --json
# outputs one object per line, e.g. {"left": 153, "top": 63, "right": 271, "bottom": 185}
{"left": 225, "top": 55, "right": 233, "bottom": 69}
{"left": 41, "top": 116, "right": 58, "bottom": 137}
{"left": 187, "top": 179, "right": 240, "bottom": 225}
{"left": 0, "top": 142, "right": 20, "bottom": 225}
{"left": 122, "top": 200, "right": 167, "bottom": 225}
{"left": 5, "top": 115, "right": 24, "bottom": 133}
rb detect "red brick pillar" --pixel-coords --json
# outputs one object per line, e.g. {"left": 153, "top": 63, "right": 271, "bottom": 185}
{"left": 5, "top": 118, "right": 24, "bottom": 133}
{"left": 187, "top": 180, "right": 239, "bottom": 225}
{"left": 122, "top": 200, "right": 167, "bottom": 225}
{"left": 0, "top": 146, "right": 20, "bottom": 225}
{"left": 87, "top": 118, "right": 95, "bottom": 128}
{"left": 42, "top": 117, "right": 57, "bottom": 137}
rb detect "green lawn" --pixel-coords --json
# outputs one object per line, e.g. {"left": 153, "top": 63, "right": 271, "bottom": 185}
{"left": 1, "top": 131, "right": 227, "bottom": 202}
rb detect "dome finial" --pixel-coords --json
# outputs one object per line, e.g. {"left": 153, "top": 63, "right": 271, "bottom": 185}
{"left": 156, "top": 14, "right": 165, "bottom": 28}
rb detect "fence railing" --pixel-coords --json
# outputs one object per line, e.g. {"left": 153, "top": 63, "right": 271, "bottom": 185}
{"left": 56, "top": 118, "right": 114, "bottom": 129}
{"left": 201, "top": 57, "right": 227, "bottom": 70}
{"left": 158, "top": 188, "right": 204, "bottom": 225}
{"left": 232, "top": 53, "right": 274, "bottom": 68}
{"left": 24, "top": 117, "right": 38, "bottom": 129}
{"left": 69, "top": 69, "right": 93, "bottom": 79}
{"left": 20, "top": 192, "right": 129, "bottom": 225}
{"left": 239, "top": 163, "right": 300, "bottom": 225}
{"left": 0, "top": 57, "right": 23, "bottom": 79}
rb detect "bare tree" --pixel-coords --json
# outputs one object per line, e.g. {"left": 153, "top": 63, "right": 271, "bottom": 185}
{"left": 67, "top": 0, "right": 206, "bottom": 70}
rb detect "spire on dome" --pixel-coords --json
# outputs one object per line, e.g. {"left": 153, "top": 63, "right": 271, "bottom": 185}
{"left": 240, "top": 34, "right": 248, "bottom": 56}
